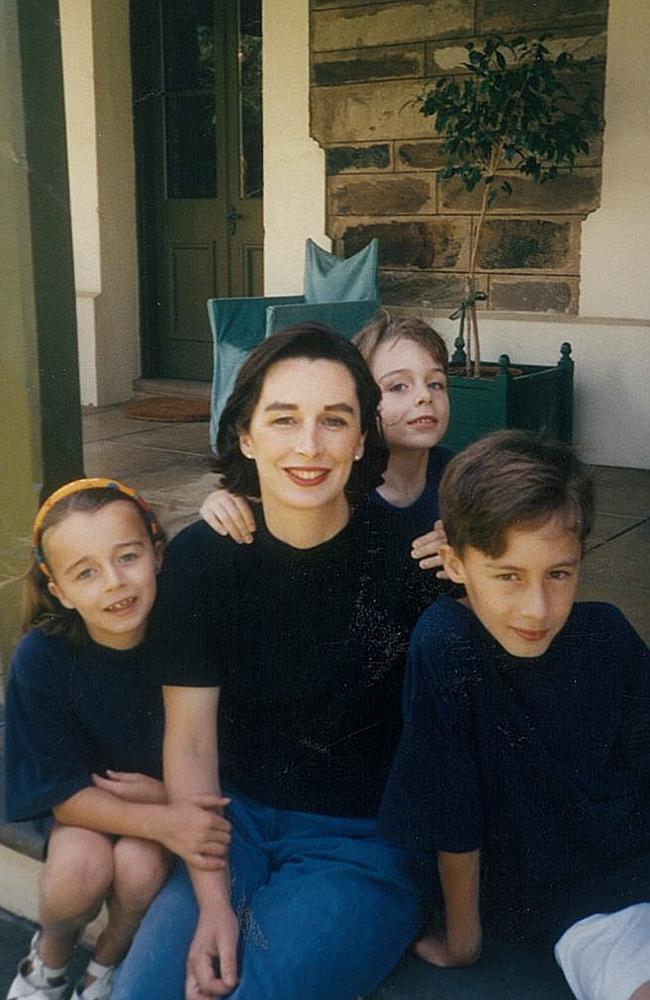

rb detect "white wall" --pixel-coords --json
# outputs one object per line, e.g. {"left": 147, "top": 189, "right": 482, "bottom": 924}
{"left": 262, "top": 0, "right": 329, "bottom": 294}
{"left": 417, "top": 310, "right": 650, "bottom": 469}
{"left": 580, "top": 0, "right": 650, "bottom": 320}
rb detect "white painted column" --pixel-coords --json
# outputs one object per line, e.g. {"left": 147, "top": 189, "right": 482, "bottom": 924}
{"left": 60, "top": 0, "right": 140, "bottom": 405}
{"left": 580, "top": 0, "right": 650, "bottom": 320}
{"left": 59, "top": 0, "right": 101, "bottom": 404}
{"left": 262, "top": 0, "right": 329, "bottom": 295}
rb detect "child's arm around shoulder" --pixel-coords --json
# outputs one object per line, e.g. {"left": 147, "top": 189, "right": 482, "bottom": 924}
{"left": 199, "top": 488, "right": 256, "bottom": 544}
{"left": 410, "top": 519, "right": 449, "bottom": 576}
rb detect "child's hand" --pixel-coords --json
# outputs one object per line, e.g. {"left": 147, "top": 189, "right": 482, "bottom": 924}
{"left": 92, "top": 770, "right": 167, "bottom": 804}
{"left": 413, "top": 929, "right": 481, "bottom": 968}
{"left": 160, "top": 795, "right": 232, "bottom": 870}
{"left": 199, "top": 489, "right": 256, "bottom": 544}
{"left": 411, "top": 519, "right": 449, "bottom": 576}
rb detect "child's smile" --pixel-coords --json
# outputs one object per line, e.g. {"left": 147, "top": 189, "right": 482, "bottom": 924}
{"left": 443, "top": 516, "right": 582, "bottom": 658}
{"left": 371, "top": 339, "right": 449, "bottom": 453}
{"left": 43, "top": 501, "right": 160, "bottom": 649}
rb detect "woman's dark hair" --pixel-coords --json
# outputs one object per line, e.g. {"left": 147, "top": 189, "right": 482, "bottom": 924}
{"left": 214, "top": 323, "right": 387, "bottom": 501}
{"left": 439, "top": 430, "right": 595, "bottom": 557}
{"left": 24, "top": 487, "right": 166, "bottom": 645}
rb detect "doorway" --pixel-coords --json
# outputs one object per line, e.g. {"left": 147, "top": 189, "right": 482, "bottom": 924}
{"left": 131, "top": 0, "right": 263, "bottom": 380}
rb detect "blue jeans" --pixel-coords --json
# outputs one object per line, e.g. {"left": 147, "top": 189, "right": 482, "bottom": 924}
{"left": 112, "top": 792, "right": 427, "bottom": 1000}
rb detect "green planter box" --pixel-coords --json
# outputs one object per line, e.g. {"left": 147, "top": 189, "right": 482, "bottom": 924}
{"left": 442, "top": 343, "right": 573, "bottom": 454}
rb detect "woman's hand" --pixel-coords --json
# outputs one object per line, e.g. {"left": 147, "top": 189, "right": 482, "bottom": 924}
{"left": 410, "top": 519, "right": 449, "bottom": 576}
{"left": 186, "top": 903, "right": 240, "bottom": 998}
{"left": 199, "top": 490, "right": 256, "bottom": 545}
{"left": 92, "top": 770, "right": 167, "bottom": 804}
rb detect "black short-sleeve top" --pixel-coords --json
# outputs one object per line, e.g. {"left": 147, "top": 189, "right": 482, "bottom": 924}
{"left": 379, "top": 596, "right": 650, "bottom": 889}
{"left": 147, "top": 503, "right": 448, "bottom": 818}
{"left": 4, "top": 629, "right": 164, "bottom": 822}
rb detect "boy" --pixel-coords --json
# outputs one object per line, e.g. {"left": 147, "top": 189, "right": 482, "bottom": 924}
{"left": 379, "top": 430, "right": 650, "bottom": 1000}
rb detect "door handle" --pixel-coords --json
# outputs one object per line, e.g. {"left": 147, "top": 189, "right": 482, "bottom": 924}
{"left": 227, "top": 206, "right": 243, "bottom": 235}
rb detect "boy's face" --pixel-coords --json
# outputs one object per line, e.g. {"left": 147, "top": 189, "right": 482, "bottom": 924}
{"left": 370, "top": 338, "right": 449, "bottom": 453}
{"left": 441, "top": 517, "right": 581, "bottom": 658}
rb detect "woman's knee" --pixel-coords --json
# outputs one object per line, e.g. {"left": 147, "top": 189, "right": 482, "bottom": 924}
{"left": 41, "top": 826, "right": 114, "bottom": 909}
{"left": 112, "top": 837, "right": 171, "bottom": 912}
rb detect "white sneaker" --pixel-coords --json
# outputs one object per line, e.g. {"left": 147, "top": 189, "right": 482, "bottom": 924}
{"left": 6, "top": 931, "right": 70, "bottom": 1000}
{"left": 70, "top": 959, "right": 114, "bottom": 1000}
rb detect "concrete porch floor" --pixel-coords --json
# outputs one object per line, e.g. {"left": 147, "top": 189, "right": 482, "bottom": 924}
{"left": 1, "top": 400, "right": 648, "bottom": 996}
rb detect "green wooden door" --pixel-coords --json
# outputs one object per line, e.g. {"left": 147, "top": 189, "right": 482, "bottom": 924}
{"left": 132, "top": 0, "right": 263, "bottom": 380}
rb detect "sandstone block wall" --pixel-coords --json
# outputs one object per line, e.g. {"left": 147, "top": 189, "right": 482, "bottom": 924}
{"left": 310, "top": 0, "right": 608, "bottom": 313}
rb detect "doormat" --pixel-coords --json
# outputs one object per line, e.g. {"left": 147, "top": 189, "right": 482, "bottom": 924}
{"left": 124, "top": 396, "right": 211, "bottom": 422}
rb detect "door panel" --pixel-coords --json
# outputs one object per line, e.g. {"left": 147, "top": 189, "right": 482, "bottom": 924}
{"left": 225, "top": 0, "right": 263, "bottom": 295}
{"left": 132, "top": 0, "right": 263, "bottom": 380}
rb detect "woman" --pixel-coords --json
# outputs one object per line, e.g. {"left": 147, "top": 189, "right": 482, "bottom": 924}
{"left": 112, "top": 325, "right": 447, "bottom": 1000}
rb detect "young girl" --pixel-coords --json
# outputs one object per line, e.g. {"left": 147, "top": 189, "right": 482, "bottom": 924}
{"left": 200, "top": 312, "right": 452, "bottom": 571}
{"left": 5, "top": 479, "right": 230, "bottom": 1000}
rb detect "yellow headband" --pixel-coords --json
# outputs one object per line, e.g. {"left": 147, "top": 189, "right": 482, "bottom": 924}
{"left": 32, "top": 477, "right": 162, "bottom": 578}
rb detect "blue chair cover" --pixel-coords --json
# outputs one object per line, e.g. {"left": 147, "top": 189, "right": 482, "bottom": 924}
{"left": 303, "top": 238, "right": 379, "bottom": 304}
{"left": 208, "top": 295, "right": 302, "bottom": 452}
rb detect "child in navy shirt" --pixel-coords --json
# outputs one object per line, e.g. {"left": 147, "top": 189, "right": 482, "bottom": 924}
{"left": 200, "top": 312, "right": 453, "bottom": 574}
{"left": 380, "top": 431, "right": 650, "bottom": 1000}
{"left": 5, "top": 479, "right": 230, "bottom": 1000}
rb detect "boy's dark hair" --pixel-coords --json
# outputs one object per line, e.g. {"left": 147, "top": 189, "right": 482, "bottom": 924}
{"left": 24, "top": 488, "right": 166, "bottom": 645}
{"left": 439, "top": 430, "right": 595, "bottom": 556}
{"left": 352, "top": 309, "right": 448, "bottom": 373}
{"left": 214, "top": 323, "right": 388, "bottom": 501}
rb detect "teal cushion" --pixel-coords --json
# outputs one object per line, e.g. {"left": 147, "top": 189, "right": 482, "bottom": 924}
{"left": 303, "top": 238, "right": 379, "bottom": 304}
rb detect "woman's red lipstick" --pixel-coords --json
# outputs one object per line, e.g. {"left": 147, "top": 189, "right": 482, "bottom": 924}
{"left": 284, "top": 467, "right": 330, "bottom": 487}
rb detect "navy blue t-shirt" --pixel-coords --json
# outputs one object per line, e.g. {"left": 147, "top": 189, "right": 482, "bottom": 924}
{"left": 5, "top": 629, "right": 164, "bottom": 822}
{"left": 147, "top": 502, "right": 450, "bottom": 818}
{"left": 369, "top": 446, "right": 453, "bottom": 547}
{"left": 379, "top": 596, "right": 650, "bottom": 895}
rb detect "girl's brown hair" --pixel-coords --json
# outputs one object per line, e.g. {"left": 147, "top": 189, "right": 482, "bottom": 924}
{"left": 24, "top": 486, "right": 166, "bottom": 645}
{"left": 353, "top": 309, "right": 448, "bottom": 373}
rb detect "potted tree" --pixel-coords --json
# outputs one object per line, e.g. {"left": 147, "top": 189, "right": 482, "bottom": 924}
{"left": 418, "top": 34, "right": 599, "bottom": 450}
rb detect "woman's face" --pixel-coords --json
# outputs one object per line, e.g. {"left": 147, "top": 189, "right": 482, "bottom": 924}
{"left": 238, "top": 357, "right": 365, "bottom": 521}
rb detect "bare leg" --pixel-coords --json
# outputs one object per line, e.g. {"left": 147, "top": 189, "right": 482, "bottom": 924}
{"left": 37, "top": 824, "right": 114, "bottom": 969}
{"left": 80, "top": 836, "right": 170, "bottom": 987}
{"left": 630, "top": 984, "right": 650, "bottom": 1000}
